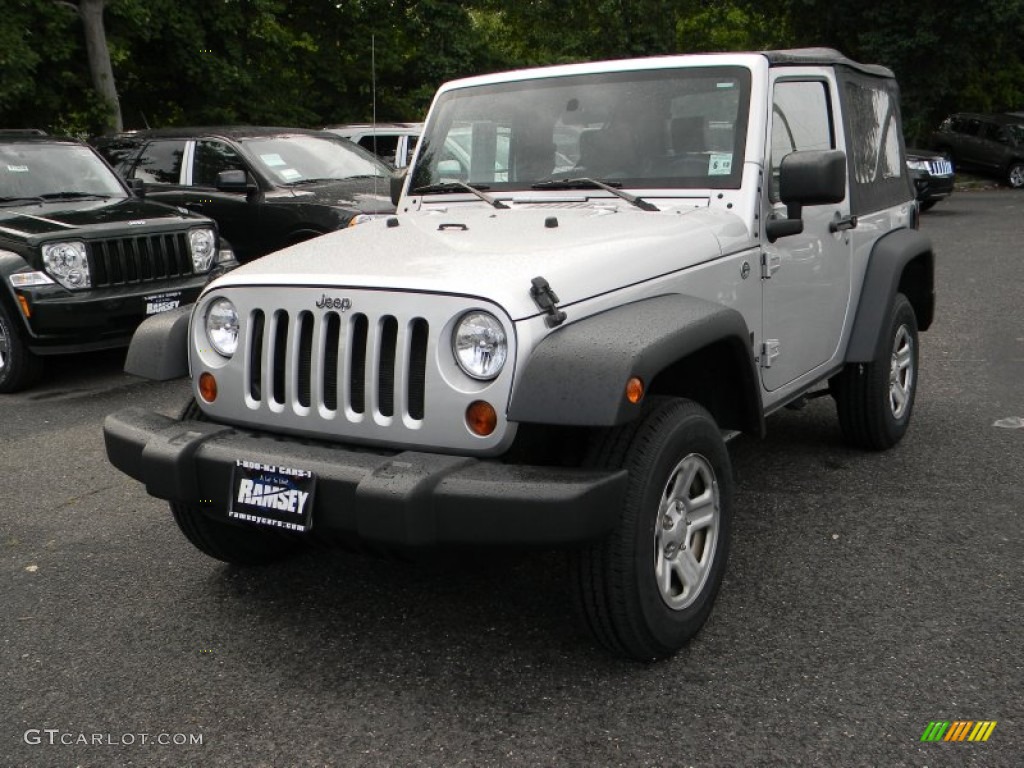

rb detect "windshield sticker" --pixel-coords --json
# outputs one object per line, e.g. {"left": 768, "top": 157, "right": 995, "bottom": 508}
{"left": 6, "top": 165, "right": 29, "bottom": 173}
{"left": 708, "top": 153, "right": 733, "bottom": 175}
{"left": 716, "top": 82, "right": 736, "bottom": 89}
{"left": 260, "top": 153, "right": 286, "bottom": 167}
{"left": 279, "top": 168, "right": 302, "bottom": 181}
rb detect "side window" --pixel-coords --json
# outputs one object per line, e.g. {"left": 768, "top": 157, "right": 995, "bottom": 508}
{"left": 844, "top": 79, "right": 902, "bottom": 184}
{"left": 358, "top": 135, "right": 399, "bottom": 165}
{"left": 131, "top": 140, "right": 186, "bottom": 185}
{"left": 769, "top": 80, "right": 834, "bottom": 202}
{"left": 194, "top": 140, "right": 245, "bottom": 187}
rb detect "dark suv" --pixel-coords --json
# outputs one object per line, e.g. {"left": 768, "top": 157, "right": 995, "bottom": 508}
{"left": 0, "top": 130, "right": 236, "bottom": 392}
{"left": 931, "top": 112, "right": 1024, "bottom": 188}
{"left": 94, "top": 127, "right": 395, "bottom": 263}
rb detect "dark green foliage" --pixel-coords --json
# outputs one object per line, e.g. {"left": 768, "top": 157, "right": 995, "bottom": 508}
{"left": 0, "top": 0, "right": 1021, "bottom": 143}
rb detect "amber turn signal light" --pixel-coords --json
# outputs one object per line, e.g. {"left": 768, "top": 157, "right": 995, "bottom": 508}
{"left": 625, "top": 376, "right": 644, "bottom": 404}
{"left": 17, "top": 295, "right": 31, "bottom": 318}
{"left": 466, "top": 400, "right": 497, "bottom": 436}
{"left": 198, "top": 372, "right": 218, "bottom": 403}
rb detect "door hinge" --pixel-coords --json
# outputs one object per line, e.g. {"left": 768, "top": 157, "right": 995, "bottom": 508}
{"left": 761, "top": 251, "right": 782, "bottom": 279}
{"left": 761, "top": 340, "right": 780, "bottom": 368}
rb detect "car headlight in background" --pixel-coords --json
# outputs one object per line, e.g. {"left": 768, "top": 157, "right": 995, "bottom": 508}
{"left": 205, "top": 297, "right": 239, "bottom": 357}
{"left": 42, "top": 241, "right": 91, "bottom": 289}
{"left": 453, "top": 311, "right": 507, "bottom": 380}
{"left": 189, "top": 228, "right": 216, "bottom": 272}
{"left": 906, "top": 159, "right": 929, "bottom": 171}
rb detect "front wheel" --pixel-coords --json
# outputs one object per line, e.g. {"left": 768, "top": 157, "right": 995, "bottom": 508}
{"left": 832, "top": 292, "right": 919, "bottom": 450}
{"left": 1007, "top": 161, "right": 1024, "bottom": 189}
{"left": 169, "top": 399, "right": 303, "bottom": 565}
{"left": 0, "top": 301, "right": 43, "bottom": 393}
{"left": 571, "top": 398, "right": 732, "bottom": 661}
{"left": 170, "top": 501, "right": 302, "bottom": 566}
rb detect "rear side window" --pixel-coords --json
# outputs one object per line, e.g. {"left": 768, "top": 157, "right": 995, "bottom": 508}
{"left": 838, "top": 68, "right": 911, "bottom": 214}
{"left": 131, "top": 140, "right": 186, "bottom": 184}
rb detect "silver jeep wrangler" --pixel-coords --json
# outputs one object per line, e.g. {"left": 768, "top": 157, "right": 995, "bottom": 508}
{"left": 105, "top": 48, "right": 934, "bottom": 661}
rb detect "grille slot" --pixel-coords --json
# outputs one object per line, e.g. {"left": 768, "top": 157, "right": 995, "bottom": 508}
{"left": 271, "top": 311, "right": 289, "bottom": 405}
{"left": 408, "top": 319, "right": 428, "bottom": 420}
{"left": 349, "top": 314, "right": 368, "bottom": 414}
{"left": 248, "top": 310, "right": 265, "bottom": 401}
{"left": 244, "top": 307, "right": 429, "bottom": 422}
{"left": 377, "top": 316, "right": 398, "bottom": 417}
{"left": 88, "top": 233, "right": 192, "bottom": 287}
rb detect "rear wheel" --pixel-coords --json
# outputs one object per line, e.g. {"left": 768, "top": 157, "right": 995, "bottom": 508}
{"left": 1007, "top": 161, "right": 1024, "bottom": 189}
{"left": 571, "top": 398, "right": 732, "bottom": 661}
{"left": 170, "top": 400, "right": 302, "bottom": 565}
{"left": 832, "top": 292, "right": 919, "bottom": 450}
{"left": 0, "top": 301, "right": 43, "bottom": 393}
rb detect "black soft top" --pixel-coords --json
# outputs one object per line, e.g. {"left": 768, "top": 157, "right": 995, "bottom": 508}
{"left": 764, "top": 48, "right": 895, "bottom": 78}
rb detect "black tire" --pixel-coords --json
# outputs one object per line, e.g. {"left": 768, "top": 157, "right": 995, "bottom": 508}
{"left": 0, "top": 300, "right": 43, "bottom": 393}
{"left": 571, "top": 398, "right": 732, "bottom": 662}
{"left": 832, "top": 292, "right": 919, "bottom": 450}
{"left": 1007, "top": 161, "right": 1024, "bottom": 189}
{"left": 169, "top": 399, "right": 302, "bottom": 566}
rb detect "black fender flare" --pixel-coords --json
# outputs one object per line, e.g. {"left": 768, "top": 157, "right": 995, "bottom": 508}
{"left": 508, "top": 294, "right": 764, "bottom": 435}
{"left": 123, "top": 304, "right": 192, "bottom": 380}
{"left": 846, "top": 228, "right": 934, "bottom": 363}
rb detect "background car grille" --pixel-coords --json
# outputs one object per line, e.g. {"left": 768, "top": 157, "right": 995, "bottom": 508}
{"left": 247, "top": 308, "right": 429, "bottom": 422}
{"left": 88, "top": 233, "right": 193, "bottom": 287}
{"left": 929, "top": 158, "right": 954, "bottom": 176}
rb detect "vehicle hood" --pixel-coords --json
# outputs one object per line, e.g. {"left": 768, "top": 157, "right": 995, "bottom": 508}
{"left": 208, "top": 203, "right": 748, "bottom": 320}
{"left": 272, "top": 177, "right": 395, "bottom": 215}
{"left": 0, "top": 196, "right": 209, "bottom": 243}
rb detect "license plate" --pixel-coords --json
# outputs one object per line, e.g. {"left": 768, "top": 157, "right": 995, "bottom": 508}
{"left": 144, "top": 291, "right": 182, "bottom": 315}
{"left": 228, "top": 460, "right": 315, "bottom": 533}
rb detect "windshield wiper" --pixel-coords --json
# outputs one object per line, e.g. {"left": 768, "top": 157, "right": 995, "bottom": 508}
{"left": 0, "top": 196, "right": 45, "bottom": 205}
{"left": 531, "top": 177, "right": 658, "bottom": 212}
{"left": 39, "top": 192, "right": 112, "bottom": 200}
{"left": 410, "top": 181, "right": 509, "bottom": 210}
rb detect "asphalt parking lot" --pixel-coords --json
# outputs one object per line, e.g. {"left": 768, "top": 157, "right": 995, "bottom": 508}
{"left": 1, "top": 189, "right": 1021, "bottom": 767}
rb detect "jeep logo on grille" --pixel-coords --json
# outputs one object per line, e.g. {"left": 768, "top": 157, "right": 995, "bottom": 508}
{"left": 315, "top": 294, "right": 352, "bottom": 311}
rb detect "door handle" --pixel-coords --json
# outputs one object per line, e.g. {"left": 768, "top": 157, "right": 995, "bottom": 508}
{"left": 830, "top": 213, "right": 858, "bottom": 233}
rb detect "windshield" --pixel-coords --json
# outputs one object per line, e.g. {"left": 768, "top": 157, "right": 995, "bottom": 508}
{"left": 240, "top": 134, "right": 392, "bottom": 185}
{"left": 411, "top": 66, "right": 751, "bottom": 192}
{"left": 0, "top": 142, "right": 127, "bottom": 201}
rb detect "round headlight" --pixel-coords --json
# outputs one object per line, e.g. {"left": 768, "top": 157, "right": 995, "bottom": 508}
{"left": 453, "top": 311, "right": 507, "bottom": 380}
{"left": 205, "top": 298, "right": 239, "bottom": 357}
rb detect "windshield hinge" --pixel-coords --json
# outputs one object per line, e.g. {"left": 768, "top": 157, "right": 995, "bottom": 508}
{"left": 530, "top": 276, "right": 567, "bottom": 328}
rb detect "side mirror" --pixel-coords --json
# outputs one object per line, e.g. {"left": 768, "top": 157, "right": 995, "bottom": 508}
{"left": 390, "top": 168, "right": 407, "bottom": 206}
{"left": 129, "top": 177, "right": 145, "bottom": 197}
{"left": 216, "top": 169, "right": 252, "bottom": 193}
{"left": 766, "top": 149, "right": 847, "bottom": 242}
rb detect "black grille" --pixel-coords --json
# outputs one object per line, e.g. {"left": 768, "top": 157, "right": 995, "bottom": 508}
{"left": 89, "top": 233, "right": 192, "bottom": 287}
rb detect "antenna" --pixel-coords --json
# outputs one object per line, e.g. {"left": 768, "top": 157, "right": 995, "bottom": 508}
{"left": 371, "top": 34, "right": 379, "bottom": 200}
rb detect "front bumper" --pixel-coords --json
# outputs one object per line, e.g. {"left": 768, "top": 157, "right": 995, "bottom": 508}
{"left": 104, "top": 408, "right": 627, "bottom": 548}
{"left": 911, "top": 172, "right": 955, "bottom": 203}
{"left": 15, "top": 265, "right": 235, "bottom": 355}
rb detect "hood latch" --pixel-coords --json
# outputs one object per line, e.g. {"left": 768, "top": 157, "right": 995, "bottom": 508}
{"left": 530, "top": 276, "right": 566, "bottom": 328}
